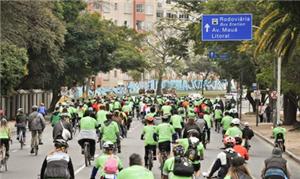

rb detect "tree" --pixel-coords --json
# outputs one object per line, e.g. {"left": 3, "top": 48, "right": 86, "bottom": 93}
{"left": 0, "top": 43, "right": 28, "bottom": 95}
{"left": 145, "top": 25, "right": 188, "bottom": 95}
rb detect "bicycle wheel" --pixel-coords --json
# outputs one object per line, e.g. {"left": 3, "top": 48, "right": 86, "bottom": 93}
{"left": 148, "top": 151, "right": 153, "bottom": 170}
{"left": 20, "top": 132, "right": 24, "bottom": 149}
{"left": 4, "top": 158, "right": 7, "bottom": 171}
{"left": 84, "top": 143, "right": 90, "bottom": 167}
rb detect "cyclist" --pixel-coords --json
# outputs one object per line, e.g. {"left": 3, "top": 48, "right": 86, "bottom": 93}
{"left": 162, "top": 144, "right": 194, "bottom": 179}
{"left": 100, "top": 113, "right": 120, "bottom": 153}
{"left": 28, "top": 105, "right": 46, "bottom": 153}
{"left": 170, "top": 109, "right": 184, "bottom": 138}
{"left": 0, "top": 118, "right": 11, "bottom": 158}
{"left": 221, "top": 111, "right": 233, "bottom": 135}
{"left": 182, "top": 113, "right": 201, "bottom": 141}
{"left": 52, "top": 113, "right": 72, "bottom": 141}
{"left": 272, "top": 122, "right": 286, "bottom": 152}
{"left": 90, "top": 141, "right": 123, "bottom": 179}
{"left": 203, "top": 111, "right": 213, "bottom": 143}
{"left": 213, "top": 105, "right": 223, "bottom": 132}
{"left": 204, "top": 136, "right": 237, "bottom": 179}
{"left": 40, "top": 139, "right": 74, "bottom": 179}
{"left": 242, "top": 122, "right": 254, "bottom": 151}
{"left": 50, "top": 107, "right": 61, "bottom": 127}
{"left": 225, "top": 118, "right": 242, "bottom": 138}
{"left": 77, "top": 110, "right": 98, "bottom": 160}
{"left": 15, "top": 108, "right": 27, "bottom": 142}
{"left": 154, "top": 115, "right": 176, "bottom": 162}
{"left": 233, "top": 137, "right": 249, "bottom": 160}
{"left": 118, "top": 153, "right": 154, "bottom": 179}
{"left": 38, "top": 103, "right": 47, "bottom": 117}
{"left": 96, "top": 105, "right": 108, "bottom": 127}
{"left": 262, "top": 147, "right": 290, "bottom": 179}
{"left": 176, "top": 131, "right": 204, "bottom": 177}
{"left": 141, "top": 116, "right": 157, "bottom": 168}
{"left": 161, "top": 101, "right": 172, "bottom": 117}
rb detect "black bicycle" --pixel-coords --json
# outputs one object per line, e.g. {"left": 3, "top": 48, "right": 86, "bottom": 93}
{"left": 0, "top": 143, "right": 7, "bottom": 172}
{"left": 18, "top": 130, "right": 25, "bottom": 149}
{"left": 84, "top": 142, "right": 91, "bottom": 166}
{"left": 146, "top": 150, "right": 154, "bottom": 171}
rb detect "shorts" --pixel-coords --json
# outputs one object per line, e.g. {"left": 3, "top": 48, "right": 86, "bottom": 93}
{"left": 193, "top": 163, "right": 200, "bottom": 172}
{"left": 158, "top": 141, "right": 171, "bottom": 153}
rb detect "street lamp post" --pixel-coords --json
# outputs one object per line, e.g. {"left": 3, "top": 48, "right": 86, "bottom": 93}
{"left": 276, "top": 56, "right": 282, "bottom": 125}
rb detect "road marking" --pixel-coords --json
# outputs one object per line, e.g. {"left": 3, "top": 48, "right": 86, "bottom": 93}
{"left": 75, "top": 154, "right": 99, "bottom": 175}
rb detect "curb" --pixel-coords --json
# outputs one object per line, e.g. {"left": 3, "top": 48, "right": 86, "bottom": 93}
{"left": 253, "top": 129, "right": 300, "bottom": 164}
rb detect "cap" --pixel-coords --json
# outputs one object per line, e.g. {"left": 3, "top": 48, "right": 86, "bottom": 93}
{"left": 272, "top": 147, "right": 282, "bottom": 157}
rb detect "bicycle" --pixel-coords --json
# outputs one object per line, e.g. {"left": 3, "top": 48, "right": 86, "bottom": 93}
{"left": 275, "top": 133, "right": 285, "bottom": 152}
{"left": 159, "top": 150, "right": 168, "bottom": 176}
{"left": 84, "top": 142, "right": 91, "bottom": 166}
{"left": 146, "top": 150, "right": 154, "bottom": 171}
{"left": 18, "top": 129, "right": 25, "bottom": 149}
{"left": 0, "top": 144, "right": 7, "bottom": 172}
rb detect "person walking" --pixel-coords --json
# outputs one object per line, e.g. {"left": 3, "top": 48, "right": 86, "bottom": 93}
{"left": 28, "top": 105, "right": 46, "bottom": 153}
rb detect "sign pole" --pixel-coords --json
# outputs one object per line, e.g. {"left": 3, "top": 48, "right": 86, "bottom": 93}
{"left": 276, "top": 56, "right": 282, "bottom": 126}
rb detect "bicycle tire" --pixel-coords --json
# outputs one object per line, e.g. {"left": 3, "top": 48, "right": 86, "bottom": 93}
{"left": 20, "top": 132, "right": 24, "bottom": 149}
{"left": 148, "top": 151, "right": 153, "bottom": 170}
{"left": 35, "top": 145, "right": 38, "bottom": 156}
{"left": 84, "top": 143, "right": 90, "bottom": 167}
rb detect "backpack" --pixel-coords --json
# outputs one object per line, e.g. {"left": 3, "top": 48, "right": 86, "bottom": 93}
{"left": 51, "top": 113, "right": 60, "bottom": 127}
{"left": 104, "top": 156, "right": 118, "bottom": 174}
{"left": 173, "top": 156, "right": 194, "bottom": 177}
{"left": 185, "top": 138, "right": 200, "bottom": 161}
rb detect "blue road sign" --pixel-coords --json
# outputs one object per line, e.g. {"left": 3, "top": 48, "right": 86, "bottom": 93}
{"left": 202, "top": 14, "right": 252, "bottom": 41}
{"left": 208, "top": 51, "right": 217, "bottom": 59}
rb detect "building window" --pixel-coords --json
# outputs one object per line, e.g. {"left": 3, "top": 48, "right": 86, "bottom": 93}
{"left": 166, "top": 12, "right": 172, "bottom": 18}
{"left": 136, "top": 4, "right": 144, "bottom": 13}
{"left": 157, "top": 11, "right": 163, "bottom": 18}
{"left": 93, "top": 2, "right": 101, "bottom": 9}
{"left": 114, "top": 3, "right": 118, "bottom": 10}
{"left": 124, "top": 3, "right": 132, "bottom": 14}
{"left": 124, "top": 20, "right": 128, "bottom": 26}
{"left": 145, "top": 5, "right": 153, "bottom": 15}
{"left": 103, "top": 2, "right": 110, "bottom": 13}
{"left": 114, "top": 70, "right": 118, "bottom": 78}
{"left": 166, "top": 0, "right": 171, "bottom": 4}
{"left": 157, "top": 2, "right": 162, "bottom": 8}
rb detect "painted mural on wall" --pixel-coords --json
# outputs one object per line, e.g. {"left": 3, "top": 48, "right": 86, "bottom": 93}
{"left": 70, "top": 79, "right": 230, "bottom": 98}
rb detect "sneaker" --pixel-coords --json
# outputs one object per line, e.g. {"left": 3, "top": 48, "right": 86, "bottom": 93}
{"left": 81, "top": 149, "right": 84, "bottom": 155}
{"left": 30, "top": 148, "right": 34, "bottom": 154}
{"left": 153, "top": 156, "right": 157, "bottom": 160}
{"left": 16, "top": 137, "right": 19, "bottom": 140}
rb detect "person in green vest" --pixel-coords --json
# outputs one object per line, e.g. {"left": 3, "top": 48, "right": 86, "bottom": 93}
{"left": 50, "top": 107, "right": 61, "bottom": 127}
{"left": 0, "top": 118, "right": 11, "bottom": 158}
{"left": 272, "top": 122, "right": 287, "bottom": 151}
{"left": 221, "top": 111, "right": 233, "bottom": 136}
{"left": 141, "top": 116, "right": 157, "bottom": 167}
{"left": 118, "top": 153, "right": 154, "bottom": 179}
{"left": 100, "top": 113, "right": 120, "bottom": 153}
{"left": 214, "top": 105, "right": 223, "bottom": 132}
{"left": 225, "top": 118, "right": 243, "bottom": 138}
{"left": 170, "top": 110, "right": 184, "bottom": 138}
{"left": 203, "top": 111, "right": 213, "bottom": 143}
{"left": 176, "top": 131, "right": 204, "bottom": 177}
{"left": 96, "top": 105, "right": 108, "bottom": 127}
{"left": 161, "top": 101, "right": 172, "bottom": 116}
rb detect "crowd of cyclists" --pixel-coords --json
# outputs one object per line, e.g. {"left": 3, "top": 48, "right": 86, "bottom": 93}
{"left": 0, "top": 93, "right": 291, "bottom": 179}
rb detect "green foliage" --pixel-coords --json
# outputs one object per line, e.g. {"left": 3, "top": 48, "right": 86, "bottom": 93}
{"left": 0, "top": 43, "right": 28, "bottom": 95}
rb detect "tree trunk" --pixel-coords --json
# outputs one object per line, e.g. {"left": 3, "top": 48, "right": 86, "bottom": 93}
{"left": 226, "top": 77, "right": 232, "bottom": 93}
{"left": 49, "top": 88, "right": 61, "bottom": 112}
{"left": 283, "top": 92, "right": 297, "bottom": 125}
{"left": 156, "top": 70, "right": 163, "bottom": 95}
{"left": 246, "top": 90, "right": 256, "bottom": 112}
{"left": 201, "top": 71, "right": 210, "bottom": 95}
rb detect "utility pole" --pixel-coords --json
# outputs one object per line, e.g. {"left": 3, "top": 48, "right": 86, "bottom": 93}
{"left": 276, "top": 56, "right": 282, "bottom": 126}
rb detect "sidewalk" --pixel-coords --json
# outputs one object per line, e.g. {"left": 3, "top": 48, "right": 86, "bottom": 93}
{"left": 242, "top": 114, "right": 300, "bottom": 164}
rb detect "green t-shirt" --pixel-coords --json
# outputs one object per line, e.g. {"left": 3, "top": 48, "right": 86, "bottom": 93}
{"left": 0, "top": 127, "right": 10, "bottom": 139}
{"left": 122, "top": 105, "right": 131, "bottom": 113}
{"left": 77, "top": 108, "right": 85, "bottom": 118}
{"left": 221, "top": 116, "right": 233, "bottom": 130}
{"left": 146, "top": 112, "right": 156, "bottom": 118}
{"left": 204, "top": 114, "right": 212, "bottom": 128}
{"left": 142, "top": 125, "right": 157, "bottom": 145}
{"left": 170, "top": 115, "right": 183, "bottom": 129}
{"left": 155, "top": 123, "right": 175, "bottom": 143}
{"left": 101, "top": 121, "right": 120, "bottom": 143}
{"left": 176, "top": 138, "right": 204, "bottom": 164}
{"left": 118, "top": 165, "right": 154, "bottom": 179}
{"left": 273, "top": 127, "right": 286, "bottom": 140}
{"left": 225, "top": 126, "right": 243, "bottom": 138}
{"left": 214, "top": 109, "right": 223, "bottom": 120}
{"left": 161, "top": 105, "right": 172, "bottom": 115}
{"left": 95, "top": 154, "right": 123, "bottom": 176}
{"left": 80, "top": 116, "right": 97, "bottom": 130}
{"left": 109, "top": 103, "right": 114, "bottom": 112}
{"left": 113, "top": 101, "right": 121, "bottom": 109}
{"left": 163, "top": 157, "right": 193, "bottom": 179}
{"left": 96, "top": 110, "right": 108, "bottom": 126}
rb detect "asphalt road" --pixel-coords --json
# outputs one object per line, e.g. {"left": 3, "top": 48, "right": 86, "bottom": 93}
{"left": 1, "top": 117, "right": 299, "bottom": 179}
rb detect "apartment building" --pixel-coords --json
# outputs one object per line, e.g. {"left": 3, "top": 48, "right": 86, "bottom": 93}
{"left": 86, "top": 0, "right": 196, "bottom": 87}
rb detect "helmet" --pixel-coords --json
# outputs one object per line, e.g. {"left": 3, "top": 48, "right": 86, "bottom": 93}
{"left": 146, "top": 116, "right": 154, "bottom": 122}
{"left": 32, "top": 105, "right": 38, "bottom": 109}
{"left": 103, "top": 141, "right": 114, "bottom": 150}
{"left": 189, "top": 136, "right": 199, "bottom": 144}
{"left": 231, "top": 118, "right": 240, "bottom": 125}
{"left": 173, "top": 144, "right": 185, "bottom": 157}
{"left": 17, "top": 108, "right": 24, "bottom": 113}
{"left": 1, "top": 118, "right": 7, "bottom": 125}
{"left": 244, "top": 122, "right": 249, "bottom": 126}
{"left": 234, "top": 136, "right": 242, "bottom": 145}
{"left": 61, "top": 113, "right": 70, "bottom": 118}
{"left": 224, "top": 136, "right": 236, "bottom": 146}
{"left": 54, "top": 139, "right": 68, "bottom": 148}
